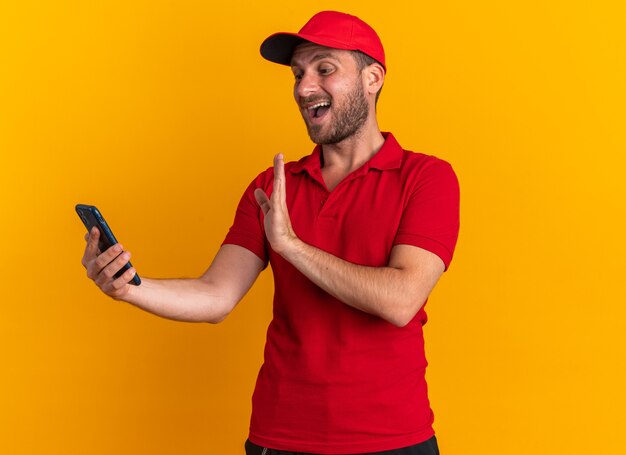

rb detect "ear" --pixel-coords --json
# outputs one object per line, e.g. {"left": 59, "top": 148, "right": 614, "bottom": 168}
{"left": 363, "top": 63, "right": 385, "bottom": 97}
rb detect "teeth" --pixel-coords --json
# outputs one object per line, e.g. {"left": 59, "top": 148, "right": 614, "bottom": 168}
{"left": 308, "top": 102, "right": 331, "bottom": 110}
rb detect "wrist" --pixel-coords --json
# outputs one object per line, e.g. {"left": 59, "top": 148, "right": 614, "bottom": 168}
{"left": 118, "top": 277, "right": 142, "bottom": 303}
{"left": 274, "top": 232, "right": 302, "bottom": 260}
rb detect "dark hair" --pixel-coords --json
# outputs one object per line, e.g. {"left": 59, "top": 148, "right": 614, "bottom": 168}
{"left": 351, "top": 50, "right": 384, "bottom": 104}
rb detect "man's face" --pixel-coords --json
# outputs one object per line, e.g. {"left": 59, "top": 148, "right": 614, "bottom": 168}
{"left": 290, "top": 43, "right": 370, "bottom": 145}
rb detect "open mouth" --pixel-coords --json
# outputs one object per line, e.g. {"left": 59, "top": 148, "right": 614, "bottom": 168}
{"left": 307, "top": 101, "right": 331, "bottom": 120}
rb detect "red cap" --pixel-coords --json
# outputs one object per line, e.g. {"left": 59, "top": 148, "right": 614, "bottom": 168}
{"left": 260, "top": 11, "right": 386, "bottom": 71}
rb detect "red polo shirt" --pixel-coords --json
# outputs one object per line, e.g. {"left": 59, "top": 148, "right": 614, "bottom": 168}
{"left": 223, "top": 133, "right": 460, "bottom": 454}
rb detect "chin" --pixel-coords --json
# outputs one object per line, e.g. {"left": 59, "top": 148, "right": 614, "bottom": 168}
{"left": 305, "top": 126, "right": 324, "bottom": 144}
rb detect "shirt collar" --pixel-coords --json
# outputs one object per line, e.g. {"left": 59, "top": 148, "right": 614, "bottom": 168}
{"left": 289, "top": 132, "right": 403, "bottom": 175}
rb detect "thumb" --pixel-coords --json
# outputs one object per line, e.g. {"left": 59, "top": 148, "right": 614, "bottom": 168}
{"left": 254, "top": 188, "right": 270, "bottom": 215}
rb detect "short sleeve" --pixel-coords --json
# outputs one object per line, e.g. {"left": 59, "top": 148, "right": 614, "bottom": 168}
{"left": 394, "top": 158, "right": 460, "bottom": 270}
{"left": 222, "top": 175, "right": 270, "bottom": 266}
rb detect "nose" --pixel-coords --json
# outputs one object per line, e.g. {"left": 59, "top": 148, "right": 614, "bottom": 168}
{"left": 295, "top": 71, "right": 320, "bottom": 99}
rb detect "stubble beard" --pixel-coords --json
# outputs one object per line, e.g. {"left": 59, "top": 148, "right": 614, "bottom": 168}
{"left": 304, "top": 81, "right": 370, "bottom": 145}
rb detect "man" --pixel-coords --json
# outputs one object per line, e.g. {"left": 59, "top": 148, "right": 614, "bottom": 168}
{"left": 82, "top": 11, "right": 459, "bottom": 455}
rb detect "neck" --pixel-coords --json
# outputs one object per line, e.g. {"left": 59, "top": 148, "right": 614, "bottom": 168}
{"left": 320, "top": 121, "right": 385, "bottom": 172}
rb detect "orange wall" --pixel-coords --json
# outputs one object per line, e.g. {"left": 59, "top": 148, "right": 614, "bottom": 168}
{"left": 1, "top": 1, "right": 625, "bottom": 453}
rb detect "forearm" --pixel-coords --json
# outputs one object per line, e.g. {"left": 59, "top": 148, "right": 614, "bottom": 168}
{"left": 121, "top": 277, "right": 231, "bottom": 323}
{"left": 281, "top": 240, "right": 434, "bottom": 327}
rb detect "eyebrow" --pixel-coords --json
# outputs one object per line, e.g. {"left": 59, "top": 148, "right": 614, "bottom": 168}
{"left": 291, "top": 52, "right": 341, "bottom": 69}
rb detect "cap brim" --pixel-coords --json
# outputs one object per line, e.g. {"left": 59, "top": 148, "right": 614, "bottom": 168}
{"left": 260, "top": 33, "right": 308, "bottom": 66}
{"left": 260, "top": 32, "right": 361, "bottom": 66}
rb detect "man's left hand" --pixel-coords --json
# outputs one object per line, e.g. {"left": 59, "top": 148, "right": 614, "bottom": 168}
{"left": 254, "top": 154, "right": 298, "bottom": 255}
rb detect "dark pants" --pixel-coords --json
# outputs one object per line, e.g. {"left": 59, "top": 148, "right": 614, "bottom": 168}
{"left": 244, "top": 436, "right": 440, "bottom": 455}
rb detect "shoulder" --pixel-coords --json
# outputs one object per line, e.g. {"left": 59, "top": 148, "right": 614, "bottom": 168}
{"left": 249, "top": 164, "right": 275, "bottom": 188}
{"left": 381, "top": 132, "right": 457, "bottom": 180}
{"left": 401, "top": 147, "right": 454, "bottom": 171}
{"left": 399, "top": 148, "right": 459, "bottom": 192}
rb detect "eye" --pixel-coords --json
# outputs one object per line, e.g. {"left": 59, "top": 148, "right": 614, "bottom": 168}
{"left": 293, "top": 72, "right": 303, "bottom": 82}
{"left": 319, "top": 65, "right": 334, "bottom": 76}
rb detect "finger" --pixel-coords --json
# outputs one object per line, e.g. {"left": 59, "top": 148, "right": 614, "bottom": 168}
{"left": 254, "top": 188, "right": 271, "bottom": 215}
{"left": 85, "top": 226, "right": 100, "bottom": 256}
{"left": 273, "top": 153, "right": 285, "bottom": 202}
{"left": 87, "top": 245, "right": 124, "bottom": 280}
{"left": 111, "top": 267, "right": 136, "bottom": 290}
{"left": 94, "top": 243, "right": 125, "bottom": 270}
{"left": 82, "top": 227, "right": 102, "bottom": 271}
{"left": 97, "top": 250, "right": 131, "bottom": 284}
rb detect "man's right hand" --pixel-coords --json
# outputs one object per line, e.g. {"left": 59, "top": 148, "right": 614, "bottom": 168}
{"left": 79, "top": 227, "right": 264, "bottom": 323}
{"left": 81, "top": 227, "right": 137, "bottom": 300}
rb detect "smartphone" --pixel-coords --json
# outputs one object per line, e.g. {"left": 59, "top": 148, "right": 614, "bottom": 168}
{"left": 75, "top": 204, "right": 141, "bottom": 286}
